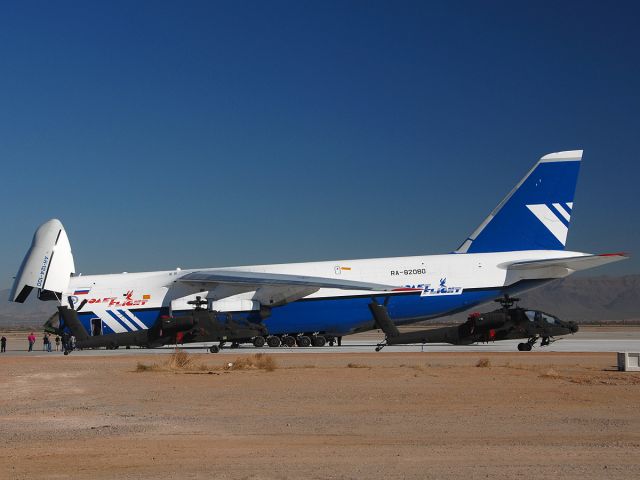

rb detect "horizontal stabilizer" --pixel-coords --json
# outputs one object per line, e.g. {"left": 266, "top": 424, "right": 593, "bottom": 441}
{"left": 503, "top": 253, "right": 628, "bottom": 272}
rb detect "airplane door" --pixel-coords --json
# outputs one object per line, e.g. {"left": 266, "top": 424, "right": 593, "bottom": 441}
{"left": 91, "top": 318, "right": 102, "bottom": 336}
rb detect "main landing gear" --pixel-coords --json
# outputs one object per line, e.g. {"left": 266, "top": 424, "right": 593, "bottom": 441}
{"left": 517, "top": 336, "right": 538, "bottom": 351}
{"left": 249, "top": 334, "right": 331, "bottom": 348}
{"left": 517, "top": 335, "right": 553, "bottom": 351}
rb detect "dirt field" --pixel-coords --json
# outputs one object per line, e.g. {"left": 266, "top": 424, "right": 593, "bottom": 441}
{"left": 1, "top": 351, "right": 639, "bottom": 479}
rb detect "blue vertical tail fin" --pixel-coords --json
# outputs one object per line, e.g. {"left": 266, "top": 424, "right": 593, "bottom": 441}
{"left": 456, "top": 150, "right": 582, "bottom": 254}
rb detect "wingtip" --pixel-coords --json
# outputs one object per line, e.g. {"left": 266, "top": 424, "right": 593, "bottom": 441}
{"left": 598, "top": 252, "right": 630, "bottom": 259}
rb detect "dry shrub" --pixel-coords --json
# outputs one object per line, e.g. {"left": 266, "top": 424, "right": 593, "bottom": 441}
{"left": 167, "top": 349, "right": 197, "bottom": 370}
{"left": 476, "top": 358, "right": 491, "bottom": 368}
{"left": 539, "top": 368, "right": 560, "bottom": 379}
{"left": 568, "top": 376, "right": 594, "bottom": 385}
{"left": 136, "top": 349, "right": 208, "bottom": 373}
{"left": 226, "top": 353, "right": 277, "bottom": 372}
{"left": 347, "top": 363, "right": 369, "bottom": 369}
{"left": 135, "top": 362, "right": 158, "bottom": 372}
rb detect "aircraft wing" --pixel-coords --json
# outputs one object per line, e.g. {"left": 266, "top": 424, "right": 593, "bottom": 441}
{"left": 504, "top": 253, "right": 628, "bottom": 272}
{"left": 178, "top": 270, "right": 394, "bottom": 297}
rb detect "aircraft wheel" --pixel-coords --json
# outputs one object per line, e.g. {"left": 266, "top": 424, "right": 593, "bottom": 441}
{"left": 253, "top": 336, "right": 265, "bottom": 348}
{"left": 209, "top": 345, "right": 220, "bottom": 353}
{"left": 296, "top": 335, "right": 311, "bottom": 347}
{"left": 267, "top": 336, "right": 281, "bottom": 348}
{"left": 282, "top": 335, "right": 296, "bottom": 347}
{"left": 63, "top": 350, "right": 69, "bottom": 356}
{"left": 525, "top": 343, "right": 533, "bottom": 351}
{"left": 517, "top": 343, "right": 526, "bottom": 351}
{"left": 311, "top": 335, "right": 326, "bottom": 347}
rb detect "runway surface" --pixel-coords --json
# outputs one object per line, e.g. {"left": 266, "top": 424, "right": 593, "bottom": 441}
{"left": 3, "top": 327, "right": 639, "bottom": 356}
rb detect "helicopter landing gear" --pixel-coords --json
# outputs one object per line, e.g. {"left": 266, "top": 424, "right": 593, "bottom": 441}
{"left": 375, "top": 341, "right": 387, "bottom": 352}
{"left": 517, "top": 336, "right": 538, "bottom": 351}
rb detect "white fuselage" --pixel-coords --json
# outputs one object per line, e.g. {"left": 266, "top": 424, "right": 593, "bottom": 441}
{"left": 65, "top": 250, "right": 585, "bottom": 336}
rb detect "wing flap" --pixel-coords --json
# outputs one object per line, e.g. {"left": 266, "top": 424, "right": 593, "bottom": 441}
{"left": 178, "top": 270, "right": 394, "bottom": 291}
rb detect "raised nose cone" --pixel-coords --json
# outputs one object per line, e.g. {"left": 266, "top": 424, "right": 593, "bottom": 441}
{"left": 9, "top": 218, "right": 74, "bottom": 303}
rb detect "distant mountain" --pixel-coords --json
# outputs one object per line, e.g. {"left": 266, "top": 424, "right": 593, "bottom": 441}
{"left": 0, "top": 289, "right": 59, "bottom": 328}
{"left": 1, "top": 274, "right": 639, "bottom": 329}
{"left": 439, "top": 274, "right": 640, "bottom": 324}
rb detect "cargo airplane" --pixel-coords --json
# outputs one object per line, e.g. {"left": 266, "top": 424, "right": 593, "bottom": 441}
{"left": 9, "top": 150, "right": 627, "bottom": 349}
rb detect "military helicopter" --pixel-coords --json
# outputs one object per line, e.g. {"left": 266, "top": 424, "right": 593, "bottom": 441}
{"left": 370, "top": 295, "right": 579, "bottom": 352}
{"left": 54, "top": 296, "right": 267, "bottom": 354}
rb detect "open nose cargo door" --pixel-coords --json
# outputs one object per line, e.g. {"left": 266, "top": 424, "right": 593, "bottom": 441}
{"left": 9, "top": 218, "right": 75, "bottom": 303}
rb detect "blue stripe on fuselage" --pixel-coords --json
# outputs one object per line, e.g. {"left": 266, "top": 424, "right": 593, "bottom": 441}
{"left": 68, "top": 279, "right": 551, "bottom": 336}
{"left": 106, "top": 310, "right": 133, "bottom": 332}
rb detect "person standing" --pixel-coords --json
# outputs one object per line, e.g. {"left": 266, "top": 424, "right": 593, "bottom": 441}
{"left": 43, "top": 334, "right": 49, "bottom": 352}
{"left": 1, "top": 336, "right": 6, "bottom": 353}
{"left": 46, "top": 333, "right": 52, "bottom": 352}
{"left": 54, "top": 336, "right": 60, "bottom": 351}
{"left": 61, "top": 331, "right": 70, "bottom": 354}
{"left": 27, "top": 332, "right": 35, "bottom": 352}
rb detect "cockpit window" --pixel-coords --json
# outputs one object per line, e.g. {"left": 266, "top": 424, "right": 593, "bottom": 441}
{"left": 525, "top": 311, "right": 558, "bottom": 324}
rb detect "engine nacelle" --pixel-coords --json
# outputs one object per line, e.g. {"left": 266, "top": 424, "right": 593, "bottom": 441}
{"left": 160, "top": 316, "right": 197, "bottom": 332}
{"left": 467, "top": 311, "right": 508, "bottom": 331}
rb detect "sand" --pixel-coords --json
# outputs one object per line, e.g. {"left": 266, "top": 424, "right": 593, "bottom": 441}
{"left": 1, "top": 351, "right": 639, "bottom": 479}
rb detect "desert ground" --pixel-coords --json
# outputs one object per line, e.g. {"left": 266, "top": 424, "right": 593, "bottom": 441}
{"left": 1, "top": 332, "right": 640, "bottom": 480}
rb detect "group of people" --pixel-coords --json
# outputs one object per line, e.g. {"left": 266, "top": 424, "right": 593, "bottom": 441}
{"left": 40, "top": 332, "right": 61, "bottom": 352}
{"left": 0, "top": 332, "right": 76, "bottom": 353}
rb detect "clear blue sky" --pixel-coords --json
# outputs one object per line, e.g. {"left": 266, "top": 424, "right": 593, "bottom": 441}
{"left": 1, "top": 0, "right": 638, "bottom": 288}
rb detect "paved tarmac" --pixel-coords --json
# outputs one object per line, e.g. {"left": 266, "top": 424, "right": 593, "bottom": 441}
{"left": 2, "top": 327, "right": 639, "bottom": 356}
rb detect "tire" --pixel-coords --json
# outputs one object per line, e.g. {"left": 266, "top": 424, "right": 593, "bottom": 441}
{"left": 253, "top": 336, "right": 266, "bottom": 348}
{"left": 296, "top": 335, "right": 311, "bottom": 348}
{"left": 282, "top": 335, "right": 296, "bottom": 347}
{"left": 209, "top": 345, "right": 220, "bottom": 353}
{"left": 312, "top": 335, "right": 326, "bottom": 347}
{"left": 267, "top": 336, "right": 281, "bottom": 348}
{"left": 517, "top": 343, "right": 526, "bottom": 351}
